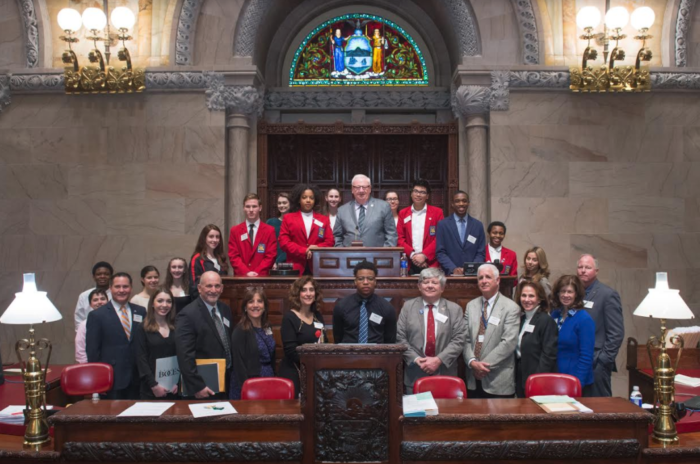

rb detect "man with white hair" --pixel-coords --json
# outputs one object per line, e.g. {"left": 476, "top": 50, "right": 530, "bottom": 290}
{"left": 463, "top": 264, "right": 520, "bottom": 398}
{"left": 333, "top": 174, "right": 397, "bottom": 247}
{"left": 577, "top": 254, "right": 624, "bottom": 397}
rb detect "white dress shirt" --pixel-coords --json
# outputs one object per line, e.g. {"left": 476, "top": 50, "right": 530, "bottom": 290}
{"left": 74, "top": 287, "right": 112, "bottom": 331}
{"left": 302, "top": 211, "right": 314, "bottom": 238}
{"left": 329, "top": 214, "right": 336, "bottom": 231}
{"left": 354, "top": 201, "right": 369, "bottom": 222}
{"left": 421, "top": 299, "right": 441, "bottom": 354}
{"left": 516, "top": 308, "right": 537, "bottom": 358}
{"left": 113, "top": 301, "right": 132, "bottom": 327}
{"left": 488, "top": 244, "right": 502, "bottom": 262}
{"left": 246, "top": 219, "right": 261, "bottom": 244}
{"left": 410, "top": 205, "right": 427, "bottom": 256}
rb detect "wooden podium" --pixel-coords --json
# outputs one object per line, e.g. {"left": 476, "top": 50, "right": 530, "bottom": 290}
{"left": 298, "top": 344, "right": 407, "bottom": 464}
{"left": 312, "top": 247, "right": 403, "bottom": 277}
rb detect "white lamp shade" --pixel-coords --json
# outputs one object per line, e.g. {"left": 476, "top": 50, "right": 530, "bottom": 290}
{"left": 82, "top": 7, "right": 107, "bottom": 31}
{"left": 57, "top": 8, "right": 82, "bottom": 33}
{"left": 111, "top": 6, "right": 136, "bottom": 30}
{"left": 605, "top": 6, "right": 630, "bottom": 30}
{"left": 0, "top": 274, "right": 62, "bottom": 325}
{"left": 576, "top": 6, "right": 602, "bottom": 30}
{"left": 631, "top": 7, "right": 655, "bottom": 30}
{"left": 633, "top": 273, "right": 695, "bottom": 320}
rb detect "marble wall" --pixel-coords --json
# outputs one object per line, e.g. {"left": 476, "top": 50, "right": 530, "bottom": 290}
{"left": 490, "top": 91, "right": 700, "bottom": 396}
{"left": 0, "top": 92, "right": 225, "bottom": 365}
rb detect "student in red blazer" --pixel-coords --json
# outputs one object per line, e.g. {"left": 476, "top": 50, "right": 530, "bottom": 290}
{"left": 485, "top": 221, "right": 518, "bottom": 276}
{"left": 397, "top": 179, "right": 445, "bottom": 274}
{"left": 279, "top": 184, "right": 335, "bottom": 274}
{"left": 228, "top": 193, "right": 277, "bottom": 277}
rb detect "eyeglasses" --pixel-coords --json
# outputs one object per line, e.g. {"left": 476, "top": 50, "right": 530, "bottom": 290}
{"left": 412, "top": 189, "right": 428, "bottom": 196}
{"left": 352, "top": 185, "right": 370, "bottom": 191}
{"left": 355, "top": 276, "right": 376, "bottom": 282}
{"left": 386, "top": 198, "right": 399, "bottom": 202}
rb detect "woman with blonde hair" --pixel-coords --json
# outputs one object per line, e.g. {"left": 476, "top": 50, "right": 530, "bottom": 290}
{"left": 519, "top": 246, "right": 552, "bottom": 296}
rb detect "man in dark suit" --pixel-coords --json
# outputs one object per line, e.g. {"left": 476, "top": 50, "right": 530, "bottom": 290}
{"left": 86, "top": 272, "right": 146, "bottom": 399}
{"left": 176, "top": 271, "right": 233, "bottom": 399}
{"left": 577, "top": 254, "right": 624, "bottom": 397}
{"left": 435, "top": 191, "right": 486, "bottom": 275}
{"left": 333, "top": 174, "right": 397, "bottom": 247}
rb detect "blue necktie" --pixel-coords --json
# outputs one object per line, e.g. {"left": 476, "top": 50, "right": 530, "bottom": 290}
{"left": 358, "top": 205, "right": 366, "bottom": 234}
{"left": 458, "top": 218, "right": 466, "bottom": 244}
{"left": 359, "top": 299, "right": 368, "bottom": 343}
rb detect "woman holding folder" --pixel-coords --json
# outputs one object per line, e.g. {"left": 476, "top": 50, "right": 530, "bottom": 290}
{"left": 134, "top": 287, "right": 180, "bottom": 400}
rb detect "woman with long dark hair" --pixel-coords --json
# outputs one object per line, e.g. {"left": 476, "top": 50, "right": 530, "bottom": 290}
{"left": 267, "top": 192, "right": 291, "bottom": 266}
{"left": 189, "top": 224, "right": 228, "bottom": 296}
{"left": 165, "top": 257, "right": 191, "bottom": 313}
{"left": 130, "top": 265, "right": 160, "bottom": 308}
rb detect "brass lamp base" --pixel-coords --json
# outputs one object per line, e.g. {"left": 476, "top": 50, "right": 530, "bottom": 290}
{"left": 16, "top": 325, "right": 52, "bottom": 449}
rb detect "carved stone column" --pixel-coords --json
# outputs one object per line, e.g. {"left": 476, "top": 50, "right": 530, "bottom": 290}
{"left": 452, "top": 85, "right": 491, "bottom": 224}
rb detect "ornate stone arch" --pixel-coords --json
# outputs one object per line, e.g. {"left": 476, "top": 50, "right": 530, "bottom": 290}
{"left": 510, "top": 0, "right": 541, "bottom": 65}
{"left": 443, "top": 0, "right": 480, "bottom": 57}
{"left": 174, "top": 0, "right": 205, "bottom": 65}
{"left": 15, "top": 0, "right": 40, "bottom": 68}
{"left": 674, "top": 0, "right": 697, "bottom": 66}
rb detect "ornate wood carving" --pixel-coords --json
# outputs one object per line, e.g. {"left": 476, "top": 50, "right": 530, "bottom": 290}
{"left": 314, "top": 369, "right": 389, "bottom": 461}
{"left": 258, "top": 121, "right": 456, "bottom": 135}
{"left": 299, "top": 344, "right": 407, "bottom": 356}
{"left": 51, "top": 414, "right": 303, "bottom": 425}
{"left": 0, "top": 449, "right": 60, "bottom": 462}
{"left": 62, "top": 441, "right": 302, "bottom": 462}
{"left": 401, "top": 411, "right": 653, "bottom": 424}
{"left": 402, "top": 439, "right": 640, "bottom": 460}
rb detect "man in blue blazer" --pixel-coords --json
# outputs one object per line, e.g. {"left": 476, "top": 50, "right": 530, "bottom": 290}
{"left": 86, "top": 272, "right": 146, "bottom": 399}
{"left": 436, "top": 191, "right": 486, "bottom": 275}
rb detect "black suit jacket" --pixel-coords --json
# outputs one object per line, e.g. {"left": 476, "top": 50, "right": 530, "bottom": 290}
{"left": 230, "top": 325, "right": 276, "bottom": 388}
{"left": 517, "top": 311, "right": 558, "bottom": 396}
{"left": 86, "top": 301, "right": 147, "bottom": 391}
{"left": 175, "top": 297, "right": 233, "bottom": 396}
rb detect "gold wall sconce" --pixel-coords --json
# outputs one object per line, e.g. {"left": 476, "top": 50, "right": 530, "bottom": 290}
{"left": 570, "top": 6, "right": 655, "bottom": 93}
{"left": 57, "top": 6, "right": 145, "bottom": 94}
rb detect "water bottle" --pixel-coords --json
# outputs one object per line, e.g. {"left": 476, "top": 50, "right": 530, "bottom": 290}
{"left": 92, "top": 393, "right": 100, "bottom": 402}
{"left": 400, "top": 253, "right": 408, "bottom": 277}
{"left": 630, "top": 386, "right": 642, "bottom": 407}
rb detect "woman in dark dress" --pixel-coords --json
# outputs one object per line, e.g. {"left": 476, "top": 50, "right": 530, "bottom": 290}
{"left": 165, "top": 257, "right": 192, "bottom": 313}
{"left": 266, "top": 192, "right": 290, "bottom": 266}
{"left": 278, "top": 276, "right": 326, "bottom": 397}
{"left": 189, "top": 224, "right": 229, "bottom": 296}
{"left": 229, "top": 287, "right": 276, "bottom": 400}
{"left": 134, "top": 287, "right": 179, "bottom": 400}
{"left": 514, "top": 280, "right": 558, "bottom": 398}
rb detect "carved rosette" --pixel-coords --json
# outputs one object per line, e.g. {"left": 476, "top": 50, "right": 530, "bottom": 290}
{"left": 206, "top": 74, "right": 264, "bottom": 116}
{"left": 16, "top": 0, "right": 39, "bottom": 68}
{"left": 175, "top": 0, "right": 204, "bottom": 65}
{"left": 675, "top": 0, "right": 697, "bottom": 67}
{"left": 451, "top": 85, "right": 492, "bottom": 117}
{"left": 490, "top": 71, "right": 510, "bottom": 111}
{"left": 512, "top": 0, "right": 540, "bottom": 65}
{"left": 0, "top": 75, "right": 10, "bottom": 112}
{"left": 9, "top": 73, "right": 64, "bottom": 92}
{"left": 146, "top": 72, "right": 210, "bottom": 90}
{"left": 233, "top": 0, "right": 274, "bottom": 57}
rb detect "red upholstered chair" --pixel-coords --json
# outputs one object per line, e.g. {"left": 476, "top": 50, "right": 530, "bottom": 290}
{"left": 525, "top": 373, "right": 582, "bottom": 398}
{"left": 241, "top": 378, "right": 295, "bottom": 400}
{"left": 61, "top": 363, "right": 114, "bottom": 397}
{"left": 412, "top": 376, "right": 467, "bottom": 399}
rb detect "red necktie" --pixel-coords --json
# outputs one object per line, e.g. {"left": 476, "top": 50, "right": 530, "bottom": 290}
{"left": 425, "top": 304, "right": 435, "bottom": 357}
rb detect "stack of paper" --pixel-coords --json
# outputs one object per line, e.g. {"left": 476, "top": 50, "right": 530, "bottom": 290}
{"left": 403, "top": 392, "right": 439, "bottom": 417}
{"left": 117, "top": 402, "right": 174, "bottom": 417}
{"left": 675, "top": 374, "right": 700, "bottom": 388}
{"left": 188, "top": 402, "right": 237, "bottom": 418}
{"left": 530, "top": 395, "right": 592, "bottom": 414}
{"left": 0, "top": 405, "right": 53, "bottom": 424}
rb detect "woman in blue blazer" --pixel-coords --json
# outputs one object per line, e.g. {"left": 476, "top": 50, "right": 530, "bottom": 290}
{"left": 550, "top": 275, "right": 595, "bottom": 396}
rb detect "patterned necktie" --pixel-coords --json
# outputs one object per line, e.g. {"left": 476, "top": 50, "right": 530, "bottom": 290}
{"left": 211, "top": 307, "right": 231, "bottom": 367}
{"left": 474, "top": 299, "right": 488, "bottom": 359}
{"left": 359, "top": 299, "right": 368, "bottom": 343}
{"left": 358, "top": 205, "right": 366, "bottom": 234}
{"left": 120, "top": 305, "right": 131, "bottom": 340}
{"left": 425, "top": 304, "right": 436, "bottom": 357}
{"left": 249, "top": 223, "right": 255, "bottom": 247}
{"left": 458, "top": 218, "right": 466, "bottom": 244}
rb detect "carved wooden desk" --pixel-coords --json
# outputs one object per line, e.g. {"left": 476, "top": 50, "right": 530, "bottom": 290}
{"left": 402, "top": 397, "right": 652, "bottom": 464}
{"left": 644, "top": 431, "right": 700, "bottom": 463}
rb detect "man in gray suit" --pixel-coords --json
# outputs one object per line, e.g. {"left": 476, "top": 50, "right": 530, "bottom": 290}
{"left": 333, "top": 174, "right": 398, "bottom": 247}
{"left": 463, "top": 264, "right": 519, "bottom": 398}
{"left": 577, "top": 254, "right": 624, "bottom": 397}
{"left": 397, "top": 268, "right": 467, "bottom": 393}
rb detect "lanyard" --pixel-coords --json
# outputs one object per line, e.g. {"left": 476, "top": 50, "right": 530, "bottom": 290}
{"left": 482, "top": 294, "right": 499, "bottom": 327}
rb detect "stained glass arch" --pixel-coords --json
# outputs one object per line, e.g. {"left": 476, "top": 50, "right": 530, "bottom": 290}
{"left": 290, "top": 13, "right": 429, "bottom": 87}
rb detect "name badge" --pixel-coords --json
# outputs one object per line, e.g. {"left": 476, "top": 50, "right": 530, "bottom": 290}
{"left": 435, "top": 312, "right": 448, "bottom": 323}
{"left": 478, "top": 334, "right": 485, "bottom": 343}
{"left": 524, "top": 323, "right": 535, "bottom": 333}
{"left": 318, "top": 227, "right": 325, "bottom": 238}
{"left": 429, "top": 225, "right": 436, "bottom": 236}
{"left": 489, "top": 316, "right": 500, "bottom": 326}
{"left": 257, "top": 243, "right": 266, "bottom": 253}
{"left": 313, "top": 219, "right": 324, "bottom": 227}
{"left": 240, "top": 233, "right": 249, "bottom": 241}
{"left": 369, "top": 313, "right": 383, "bottom": 324}
{"left": 313, "top": 321, "right": 324, "bottom": 329}
{"left": 222, "top": 317, "right": 230, "bottom": 328}
{"left": 133, "top": 314, "right": 143, "bottom": 323}
{"left": 505, "top": 265, "right": 511, "bottom": 274}
{"left": 467, "top": 234, "right": 477, "bottom": 244}
{"left": 584, "top": 300, "right": 594, "bottom": 309}
{"left": 265, "top": 327, "right": 273, "bottom": 336}
{"left": 404, "top": 216, "right": 412, "bottom": 224}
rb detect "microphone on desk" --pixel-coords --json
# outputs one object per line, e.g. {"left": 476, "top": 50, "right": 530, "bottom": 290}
{"left": 493, "top": 259, "right": 504, "bottom": 273}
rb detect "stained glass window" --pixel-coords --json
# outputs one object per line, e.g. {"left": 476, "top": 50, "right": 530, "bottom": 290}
{"left": 290, "top": 13, "right": 428, "bottom": 87}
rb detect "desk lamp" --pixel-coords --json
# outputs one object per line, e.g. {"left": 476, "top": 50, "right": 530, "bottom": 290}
{"left": 633, "top": 272, "right": 695, "bottom": 445}
{"left": 0, "top": 273, "right": 62, "bottom": 449}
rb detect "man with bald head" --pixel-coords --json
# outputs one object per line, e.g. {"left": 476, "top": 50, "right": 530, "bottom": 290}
{"left": 333, "top": 174, "right": 397, "bottom": 247}
{"left": 176, "top": 271, "right": 233, "bottom": 399}
{"left": 577, "top": 254, "right": 624, "bottom": 397}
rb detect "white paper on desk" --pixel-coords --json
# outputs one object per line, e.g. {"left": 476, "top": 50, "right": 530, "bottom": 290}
{"left": 188, "top": 402, "right": 237, "bottom": 418}
{"left": 118, "top": 402, "right": 175, "bottom": 417}
{"left": 572, "top": 400, "right": 593, "bottom": 413}
{"left": 545, "top": 403, "right": 579, "bottom": 412}
{"left": 0, "top": 405, "right": 54, "bottom": 424}
{"left": 155, "top": 356, "right": 180, "bottom": 391}
{"left": 675, "top": 374, "right": 700, "bottom": 387}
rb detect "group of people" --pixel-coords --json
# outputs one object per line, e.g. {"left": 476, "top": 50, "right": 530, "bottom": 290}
{"left": 72, "top": 173, "right": 623, "bottom": 400}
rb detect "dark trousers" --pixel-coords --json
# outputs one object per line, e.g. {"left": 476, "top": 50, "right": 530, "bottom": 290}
{"left": 588, "top": 362, "right": 613, "bottom": 397}
{"left": 468, "top": 379, "right": 514, "bottom": 399}
{"left": 103, "top": 383, "right": 139, "bottom": 400}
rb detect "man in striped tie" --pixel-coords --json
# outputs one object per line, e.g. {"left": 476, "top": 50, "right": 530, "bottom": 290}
{"left": 86, "top": 272, "right": 147, "bottom": 399}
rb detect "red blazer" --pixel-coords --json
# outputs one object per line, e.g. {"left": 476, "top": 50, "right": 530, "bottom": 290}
{"left": 228, "top": 222, "right": 277, "bottom": 276}
{"left": 485, "top": 246, "right": 518, "bottom": 276}
{"left": 396, "top": 205, "right": 444, "bottom": 268}
{"left": 279, "top": 212, "right": 334, "bottom": 273}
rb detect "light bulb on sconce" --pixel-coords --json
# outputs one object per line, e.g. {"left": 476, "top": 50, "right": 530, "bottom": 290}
{"left": 575, "top": 6, "right": 601, "bottom": 30}
{"left": 111, "top": 6, "right": 136, "bottom": 31}
{"left": 631, "top": 6, "right": 656, "bottom": 31}
{"left": 82, "top": 7, "right": 107, "bottom": 32}
{"left": 57, "top": 8, "right": 82, "bottom": 33}
{"left": 604, "top": 6, "right": 630, "bottom": 30}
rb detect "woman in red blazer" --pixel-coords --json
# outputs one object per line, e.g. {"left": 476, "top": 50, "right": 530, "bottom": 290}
{"left": 396, "top": 179, "right": 444, "bottom": 273}
{"left": 485, "top": 221, "right": 518, "bottom": 276}
{"left": 279, "top": 184, "right": 334, "bottom": 274}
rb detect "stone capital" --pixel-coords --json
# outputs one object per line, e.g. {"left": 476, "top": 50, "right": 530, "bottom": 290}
{"left": 451, "top": 85, "right": 491, "bottom": 117}
{"left": 0, "top": 74, "right": 10, "bottom": 112}
{"left": 206, "top": 74, "right": 264, "bottom": 116}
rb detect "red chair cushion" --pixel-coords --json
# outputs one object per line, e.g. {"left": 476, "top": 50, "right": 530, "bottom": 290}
{"left": 60, "top": 363, "right": 114, "bottom": 396}
{"left": 525, "top": 373, "right": 582, "bottom": 398}
{"left": 241, "top": 378, "right": 295, "bottom": 400}
{"left": 413, "top": 376, "right": 467, "bottom": 399}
